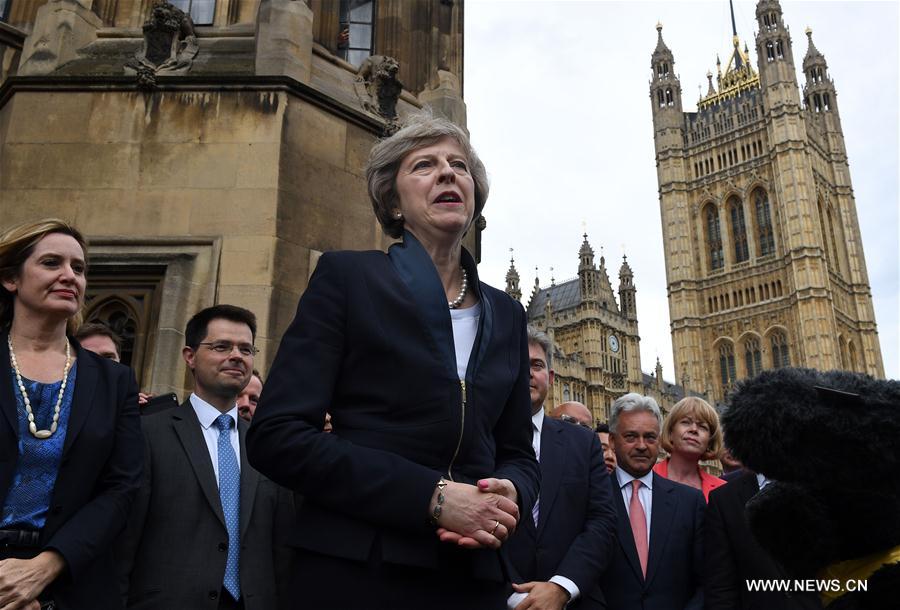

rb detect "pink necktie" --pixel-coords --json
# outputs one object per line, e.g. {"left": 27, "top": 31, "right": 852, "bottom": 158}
{"left": 629, "top": 479, "right": 649, "bottom": 578}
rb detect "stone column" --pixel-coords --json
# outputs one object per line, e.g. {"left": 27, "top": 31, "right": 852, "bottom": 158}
{"left": 418, "top": 69, "right": 466, "bottom": 127}
{"left": 255, "top": 0, "right": 314, "bottom": 84}
{"left": 18, "top": 0, "right": 101, "bottom": 76}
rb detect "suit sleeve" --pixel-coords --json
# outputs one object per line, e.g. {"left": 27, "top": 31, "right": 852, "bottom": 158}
{"left": 115, "top": 423, "right": 153, "bottom": 602}
{"left": 555, "top": 433, "right": 617, "bottom": 594}
{"left": 42, "top": 367, "right": 142, "bottom": 583}
{"left": 247, "top": 254, "right": 443, "bottom": 533}
{"left": 703, "top": 490, "right": 741, "bottom": 610}
{"left": 490, "top": 302, "right": 540, "bottom": 517}
{"left": 273, "top": 487, "right": 296, "bottom": 610}
{"left": 685, "top": 489, "right": 706, "bottom": 610}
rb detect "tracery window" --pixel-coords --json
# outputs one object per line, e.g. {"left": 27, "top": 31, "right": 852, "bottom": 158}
{"left": 729, "top": 198, "right": 749, "bottom": 263}
{"left": 705, "top": 205, "right": 724, "bottom": 271}
{"left": 754, "top": 189, "right": 775, "bottom": 256}
{"left": 339, "top": 0, "right": 376, "bottom": 67}
{"left": 770, "top": 332, "right": 790, "bottom": 368}
{"left": 719, "top": 343, "right": 736, "bottom": 391}
{"left": 744, "top": 337, "right": 762, "bottom": 377}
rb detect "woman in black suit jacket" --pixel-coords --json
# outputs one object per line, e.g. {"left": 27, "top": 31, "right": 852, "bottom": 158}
{"left": 248, "top": 115, "right": 540, "bottom": 609}
{"left": 0, "top": 220, "right": 142, "bottom": 609}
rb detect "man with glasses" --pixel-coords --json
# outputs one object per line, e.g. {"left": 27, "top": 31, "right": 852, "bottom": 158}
{"left": 118, "top": 305, "right": 293, "bottom": 610}
{"left": 506, "top": 327, "right": 616, "bottom": 610}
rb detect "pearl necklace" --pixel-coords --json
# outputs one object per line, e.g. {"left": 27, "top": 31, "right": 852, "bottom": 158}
{"left": 7, "top": 336, "right": 71, "bottom": 439}
{"left": 448, "top": 267, "right": 468, "bottom": 309}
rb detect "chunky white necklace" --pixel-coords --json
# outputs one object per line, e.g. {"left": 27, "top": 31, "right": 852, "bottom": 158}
{"left": 448, "top": 267, "right": 468, "bottom": 309}
{"left": 7, "top": 336, "right": 71, "bottom": 439}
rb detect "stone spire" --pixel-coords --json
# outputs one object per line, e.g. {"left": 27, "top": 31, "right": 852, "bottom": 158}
{"left": 618, "top": 253, "right": 637, "bottom": 320}
{"left": 505, "top": 249, "right": 522, "bottom": 302}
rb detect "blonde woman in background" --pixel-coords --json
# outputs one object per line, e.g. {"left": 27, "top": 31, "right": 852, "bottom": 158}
{"left": 654, "top": 397, "right": 725, "bottom": 502}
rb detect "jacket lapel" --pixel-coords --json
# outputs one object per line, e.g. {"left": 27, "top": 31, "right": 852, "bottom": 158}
{"left": 62, "top": 342, "right": 97, "bottom": 457}
{"left": 536, "top": 419, "right": 565, "bottom": 539}
{"left": 461, "top": 246, "right": 492, "bottom": 381}
{"left": 238, "top": 418, "right": 258, "bottom": 539}
{"left": 645, "top": 473, "right": 675, "bottom": 588}
{"left": 610, "top": 474, "right": 645, "bottom": 582}
{"left": 0, "top": 333, "right": 17, "bottom": 439}
{"left": 173, "top": 403, "right": 226, "bottom": 527}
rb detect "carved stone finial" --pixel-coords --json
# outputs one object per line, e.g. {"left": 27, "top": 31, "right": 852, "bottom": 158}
{"left": 124, "top": 2, "right": 199, "bottom": 88}
{"left": 355, "top": 55, "right": 404, "bottom": 128}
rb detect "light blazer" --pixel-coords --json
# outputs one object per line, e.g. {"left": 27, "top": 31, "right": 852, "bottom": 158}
{"left": 117, "top": 401, "right": 293, "bottom": 610}
{"left": 705, "top": 471, "right": 824, "bottom": 610}
{"left": 507, "top": 417, "right": 617, "bottom": 609}
{"left": 598, "top": 471, "right": 705, "bottom": 610}
{"left": 0, "top": 333, "right": 143, "bottom": 610}
{"left": 247, "top": 232, "right": 540, "bottom": 581}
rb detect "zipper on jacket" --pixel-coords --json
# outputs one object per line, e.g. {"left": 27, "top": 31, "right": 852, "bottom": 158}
{"left": 447, "top": 380, "right": 466, "bottom": 481}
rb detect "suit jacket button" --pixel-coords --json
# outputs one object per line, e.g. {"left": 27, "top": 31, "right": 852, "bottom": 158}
{"left": 209, "top": 590, "right": 218, "bottom": 600}
{"left": 218, "top": 542, "right": 227, "bottom": 552}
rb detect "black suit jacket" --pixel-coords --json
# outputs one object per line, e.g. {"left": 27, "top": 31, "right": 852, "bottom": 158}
{"left": 247, "top": 232, "right": 539, "bottom": 580}
{"left": 117, "top": 401, "right": 293, "bottom": 610}
{"left": 705, "top": 471, "right": 824, "bottom": 610}
{"left": 598, "top": 471, "right": 705, "bottom": 610}
{"left": 0, "top": 334, "right": 143, "bottom": 610}
{"left": 507, "top": 416, "right": 617, "bottom": 609}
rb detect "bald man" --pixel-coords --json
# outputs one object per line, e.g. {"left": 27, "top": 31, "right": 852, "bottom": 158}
{"left": 552, "top": 401, "right": 594, "bottom": 429}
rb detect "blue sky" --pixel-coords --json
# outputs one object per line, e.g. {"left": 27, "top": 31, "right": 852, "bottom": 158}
{"left": 465, "top": 0, "right": 899, "bottom": 381}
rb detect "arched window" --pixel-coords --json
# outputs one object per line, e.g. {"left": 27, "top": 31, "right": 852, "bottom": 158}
{"left": 770, "top": 332, "right": 790, "bottom": 368}
{"left": 85, "top": 297, "right": 140, "bottom": 367}
{"left": 823, "top": 93, "right": 830, "bottom": 111}
{"left": 705, "top": 205, "right": 724, "bottom": 271}
{"left": 766, "top": 41, "right": 775, "bottom": 61}
{"left": 719, "top": 343, "right": 736, "bottom": 391}
{"left": 729, "top": 198, "right": 749, "bottom": 263}
{"left": 563, "top": 384, "right": 571, "bottom": 402}
{"left": 665, "top": 88, "right": 674, "bottom": 106}
{"left": 775, "top": 40, "right": 784, "bottom": 58}
{"left": 847, "top": 341, "right": 858, "bottom": 372}
{"left": 658, "top": 89, "right": 665, "bottom": 107}
{"left": 744, "top": 337, "right": 762, "bottom": 377}
{"left": 170, "top": 0, "right": 216, "bottom": 25}
{"left": 754, "top": 189, "right": 775, "bottom": 256}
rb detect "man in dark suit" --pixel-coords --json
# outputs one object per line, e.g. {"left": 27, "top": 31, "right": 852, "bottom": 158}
{"left": 705, "top": 470, "right": 823, "bottom": 610}
{"left": 117, "top": 305, "right": 292, "bottom": 610}
{"left": 599, "top": 393, "right": 705, "bottom": 610}
{"left": 507, "top": 328, "right": 617, "bottom": 610}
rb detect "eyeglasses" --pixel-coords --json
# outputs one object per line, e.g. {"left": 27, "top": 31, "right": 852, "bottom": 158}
{"left": 197, "top": 341, "right": 258, "bottom": 357}
{"left": 558, "top": 414, "right": 593, "bottom": 429}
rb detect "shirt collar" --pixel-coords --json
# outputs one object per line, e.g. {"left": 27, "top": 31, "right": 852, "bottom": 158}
{"left": 190, "top": 392, "right": 239, "bottom": 430}
{"left": 615, "top": 465, "right": 654, "bottom": 491}
{"left": 756, "top": 472, "right": 771, "bottom": 490}
{"left": 532, "top": 409, "right": 545, "bottom": 433}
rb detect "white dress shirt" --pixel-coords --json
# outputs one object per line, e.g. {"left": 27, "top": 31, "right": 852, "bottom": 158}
{"left": 450, "top": 302, "right": 481, "bottom": 380}
{"left": 615, "top": 466, "right": 654, "bottom": 541}
{"left": 507, "top": 409, "right": 579, "bottom": 608}
{"left": 190, "top": 393, "right": 241, "bottom": 484}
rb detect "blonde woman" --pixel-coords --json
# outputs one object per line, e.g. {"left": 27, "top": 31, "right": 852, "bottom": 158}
{"left": 0, "top": 219, "right": 142, "bottom": 609}
{"left": 654, "top": 397, "right": 725, "bottom": 501}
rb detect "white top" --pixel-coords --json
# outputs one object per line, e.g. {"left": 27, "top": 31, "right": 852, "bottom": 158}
{"left": 616, "top": 466, "right": 654, "bottom": 539}
{"left": 450, "top": 302, "right": 481, "bottom": 380}
{"left": 190, "top": 393, "right": 241, "bottom": 484}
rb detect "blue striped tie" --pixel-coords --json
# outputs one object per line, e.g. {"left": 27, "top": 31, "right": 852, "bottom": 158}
{"left": 215, "top": 414, "right": 241, "bottom": 600}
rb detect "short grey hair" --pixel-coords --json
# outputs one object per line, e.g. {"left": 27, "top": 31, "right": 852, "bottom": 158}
{"left": 527, "top": 325, "right": 553, "bottom": 370}
{"left": 365, "top": 112, "right": 490, "bottom": 239}
{"left": 609, "top": 393, "right": 662, "bottom": 434}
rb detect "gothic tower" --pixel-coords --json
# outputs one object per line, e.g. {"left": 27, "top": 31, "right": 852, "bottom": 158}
{"left": 651, "top": 0, "right": 883, "bottom": 403}
{"left": 505, "top": 251, "right": 522, "bottom": 302}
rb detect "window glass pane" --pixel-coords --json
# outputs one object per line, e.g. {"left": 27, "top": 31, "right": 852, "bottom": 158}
{"left": 350, "top": 23, "right": 372, "bottom": 50}
{"left": 0, "top": 0, "right": 8, "bottom": 21}
{"left": 191, "top": 0, "right": 215, "bottom": 25}
{"left": 349, "top": 0, "right": 373, "bottom": 22}
{"left": 348, "top": 49, "right": 369, "bottom": 67}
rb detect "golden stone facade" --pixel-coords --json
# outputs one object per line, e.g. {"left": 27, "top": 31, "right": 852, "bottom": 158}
{"left": 651, "top": 0, "right": 884, "bottom": 404}
{"left": 0, "top": 0, "right": 469, "bottom": 398}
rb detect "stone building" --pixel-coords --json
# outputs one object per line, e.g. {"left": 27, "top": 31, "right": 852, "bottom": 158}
{"left": 508, "top": 234, "right": 692, "bottom": 423}
{"left": 0, "top": 0, "right": 470, "bottom": 397}
{"left": 650, "top": 0, "right": 884, "bottom": 403}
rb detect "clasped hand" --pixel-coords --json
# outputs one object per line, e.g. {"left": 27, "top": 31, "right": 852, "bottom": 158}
{"left": 432, "top": 478, "right": 519, "bottom": 549}
{"left": 0, "top": 551, "right": 64, "bottom": 610}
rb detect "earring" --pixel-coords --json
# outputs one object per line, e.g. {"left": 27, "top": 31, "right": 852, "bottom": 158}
{"left": 394, "top": 211, "right": 403, "bottom": 220}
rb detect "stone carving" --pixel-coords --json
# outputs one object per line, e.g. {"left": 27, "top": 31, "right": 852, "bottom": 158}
{"left": 355, "top": 55, "right": 403, "bottom": 128}
{"left": 125, "top": 2, "right": 199, "bottom": 88}
{"left": 18, "top": 0, "right": 102, "bottom": 76}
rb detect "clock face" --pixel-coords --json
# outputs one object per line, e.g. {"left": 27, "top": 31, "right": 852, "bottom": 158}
{"left": 608, "top": 334, "right": 620, "bottom": 353}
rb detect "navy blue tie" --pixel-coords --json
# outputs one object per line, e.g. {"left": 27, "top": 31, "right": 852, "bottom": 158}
{"left": 215, "top": 414, "right": 241, "bottom": 600}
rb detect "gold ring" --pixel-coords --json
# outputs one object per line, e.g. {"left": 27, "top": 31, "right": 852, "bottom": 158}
{"left": 489, "top": 520, "right": 500, "bottom": 536}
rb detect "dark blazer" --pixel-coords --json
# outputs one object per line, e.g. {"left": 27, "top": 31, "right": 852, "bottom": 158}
{"left": 507, "top": 416, "right": 617, "bottom": 609}
{"left": 0, "top": 334, "right": 143, "bottom": 610}
{"left": 247, "top": 232, "right": 539, "bottom": 581}
{"left": 117, "top": 401, "right": 293, "bottom": 610}
{"left": 705, "top": 471, "right": 824, "bottom": 610}
{"left": 598, "top": 471, "right": 705, "bottom": 610}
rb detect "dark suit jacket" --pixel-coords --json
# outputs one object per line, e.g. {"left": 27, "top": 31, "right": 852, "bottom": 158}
{"left": 117, "top": 401, "right": 293, "bottom": 610}
{"left": 0, "top": 334, "right": 143, "bottom": 610}
{"left": 705, "top": 471, "right": 823, "bottom": 610}
{"left": 507, "top": 416, "right": 617, "bottom": 609}
{"left": 247, "top": 232, "right": 539, "bottom": 581}
{"left": 598, "top": 471, "right": 705, "bottom": 610}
